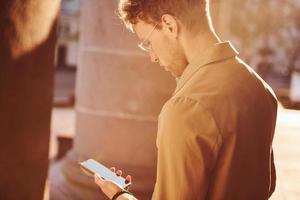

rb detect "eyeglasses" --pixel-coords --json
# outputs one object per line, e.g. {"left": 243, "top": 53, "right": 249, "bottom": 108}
{"left": 138, "top": 23, "right": 158, "bottom": 51}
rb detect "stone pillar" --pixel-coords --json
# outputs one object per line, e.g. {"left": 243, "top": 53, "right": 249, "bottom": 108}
{"left": 0, "top": 0, "right": 60, "bottom": 200}
{"left": 49, "top": 0, "right": 175, "bottom": 200}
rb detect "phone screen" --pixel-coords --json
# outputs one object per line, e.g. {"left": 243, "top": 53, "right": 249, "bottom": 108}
{"left": 80, "top": 159, "right": 131, "bottom": 189}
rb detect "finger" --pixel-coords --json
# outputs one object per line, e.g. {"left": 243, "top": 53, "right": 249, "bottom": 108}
{"left": 110, "top": 167, "right": 116, "bottom": 172}
{"left": 116, "top": 170, "right": 122, "bottom": 176}
{"left": 124, "top": 175, "right": 131, "bottom": 190}
{"left": 94, "top": 174, "right": 104, "bottom": 186}
{"left": 125, "top": 185, "right": 130, "bottom": 190}
{"left": 125, "top": 175, "right": 131, "bottom": 184}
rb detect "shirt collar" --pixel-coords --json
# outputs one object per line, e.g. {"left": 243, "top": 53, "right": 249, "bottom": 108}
{"left": 174, "top": 41, "right": 239, "bottom": 95}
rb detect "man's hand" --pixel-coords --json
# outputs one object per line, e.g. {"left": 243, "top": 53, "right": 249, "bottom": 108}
{"left": 94, "top": 167, "right": 132, "bottom": 199}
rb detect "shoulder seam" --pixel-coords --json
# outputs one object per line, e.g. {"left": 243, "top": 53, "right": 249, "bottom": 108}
{"left": 169, "top": 96, "right": 221, "bottom": 136}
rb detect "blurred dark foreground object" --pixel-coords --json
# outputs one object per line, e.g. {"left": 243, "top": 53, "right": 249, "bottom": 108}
{"left": 0, "top": 0, "right": 60, "bottom": 199}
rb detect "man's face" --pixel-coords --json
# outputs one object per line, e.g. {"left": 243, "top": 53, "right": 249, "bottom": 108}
{"left": 133, "top": 20, "right": 188, "bottom": 78}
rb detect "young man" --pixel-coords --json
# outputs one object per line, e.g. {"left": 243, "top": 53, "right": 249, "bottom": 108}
{"left": 94, "top": 0, "right": 277, "bottom": 199}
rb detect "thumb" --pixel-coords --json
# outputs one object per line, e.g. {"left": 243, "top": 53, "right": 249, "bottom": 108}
{"left": 94, "top": 174, "right": 104, "bottom": 187}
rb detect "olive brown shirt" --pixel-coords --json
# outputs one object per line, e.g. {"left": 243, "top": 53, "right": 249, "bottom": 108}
{"left": 152, "top": 42, "right": 277, "bottom": 200}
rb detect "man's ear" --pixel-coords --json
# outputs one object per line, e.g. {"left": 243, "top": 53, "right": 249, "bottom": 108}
{"left": 161, "top": 14, "right": 179, "bottom": 38}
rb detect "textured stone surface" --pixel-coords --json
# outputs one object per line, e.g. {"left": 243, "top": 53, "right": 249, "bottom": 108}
{"left": 79, "top": 0, "right": 140, "bottom": 50}
{"left": 76, "top": 52, "right": 173, "bottom": 116}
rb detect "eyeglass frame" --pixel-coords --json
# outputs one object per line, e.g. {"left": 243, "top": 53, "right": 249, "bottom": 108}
{"left": 138, "top": 23, "right": 159, "bottom": 51}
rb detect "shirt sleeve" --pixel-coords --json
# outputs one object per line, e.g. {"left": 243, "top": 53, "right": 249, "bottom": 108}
{"left": 152, "top": 97, "right": 222, "bottom": 200}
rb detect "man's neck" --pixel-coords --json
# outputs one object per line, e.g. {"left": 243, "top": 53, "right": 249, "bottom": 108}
{"left": 181, "top": 29, "right": 221, "bottom": 64}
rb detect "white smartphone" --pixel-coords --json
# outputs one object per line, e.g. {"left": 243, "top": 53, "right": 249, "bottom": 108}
{"left": 79, "top": 159, "right": 131, "bottom": 189}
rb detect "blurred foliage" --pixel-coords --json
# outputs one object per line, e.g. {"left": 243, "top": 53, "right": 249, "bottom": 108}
{"left": 229, "top": 0, "right": 300, "bottom": 76}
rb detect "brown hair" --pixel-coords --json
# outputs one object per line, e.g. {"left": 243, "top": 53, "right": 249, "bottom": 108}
{"left": 118, "top": 0, "right": 209, "bottom": 30}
